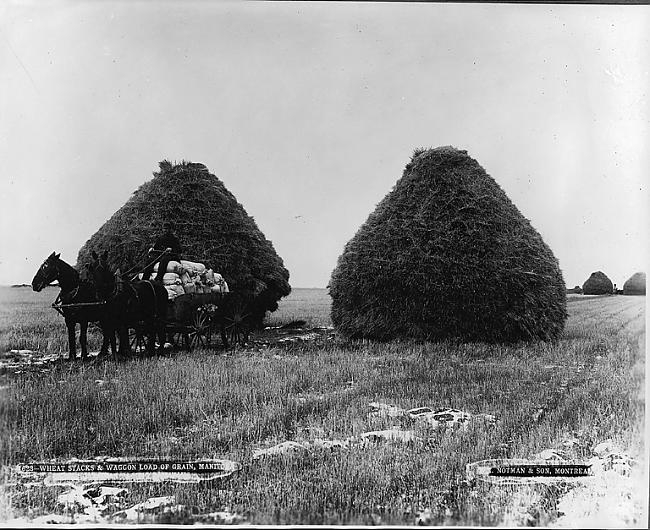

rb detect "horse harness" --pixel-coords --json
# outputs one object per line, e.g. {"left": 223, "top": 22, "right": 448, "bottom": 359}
{"left": 119, "top": 278, "right": 161, "bottom": 319}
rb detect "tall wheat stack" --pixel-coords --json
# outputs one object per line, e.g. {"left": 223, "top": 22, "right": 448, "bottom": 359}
{"left": 77, "top": 160, "right": 291, "bottom": 326}
{"left": 582, "top": 271, "right": 613, "bottom": 295}
{"left": 329, "top": 146, "right": 567, "bottom": 343}
{"left": 623, "top": 271, "right": 645, "bottom": 295}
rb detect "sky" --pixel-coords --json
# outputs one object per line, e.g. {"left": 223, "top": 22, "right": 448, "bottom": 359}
{"left": 0, "top": 1, "right": 648, "bottom": 289}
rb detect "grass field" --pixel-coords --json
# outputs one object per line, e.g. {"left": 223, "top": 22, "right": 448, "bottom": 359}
{"left": 0, "top": 287, "right": 646, "bottom": 525}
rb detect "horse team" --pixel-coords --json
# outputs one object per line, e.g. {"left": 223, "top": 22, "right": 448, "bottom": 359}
{"left": 31, "top": 251, "right": 168, "bottom": 361}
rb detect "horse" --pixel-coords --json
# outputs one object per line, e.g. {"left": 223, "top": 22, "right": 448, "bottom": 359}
{"left": 89, "top": 253, "right": 168, "bottom": 358}
{"left": 31, "top": 251, "right": 116, "bottom": 360}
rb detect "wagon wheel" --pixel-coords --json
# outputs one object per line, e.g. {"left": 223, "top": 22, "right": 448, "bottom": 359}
{"left": 188, "top": 311, "right": 212, "bottom": 350}
{"left": 224, "top": 298, "right": 252, "bottom": 346}
{"left": 128, "top": 326, "right": 148, "bottom": 356}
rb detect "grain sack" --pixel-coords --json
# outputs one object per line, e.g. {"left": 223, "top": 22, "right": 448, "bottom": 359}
{"left": 153, "top": 260, "right": 184, "bottom": 275}
{"left": 177, "top": 271, "right": 190, "bottom": 285}
{"left": 165, "top": 284, "right": 185, "bottom": 300}
{"left": 185, "top": 270, "right": 199, "bottom": 282}
{"left": 211, "top": 274, "right": 229, "bottom": 293}
{"left": 183, "top": 282, "right": 196, "bottom": 294}
{"left": 161, "top": 273, "right": 182, "bottom": 285}
{"left": 204, "top": 269, "right": 215, "bottom": 285}
{"left": 214, "top": 273, "right": 229, "bottom": 293}
{"left": 138, "top": 272, "right": 181, "bottom": 285}
{"left": 180, "top": 260, "right": 206, "bottom": 274}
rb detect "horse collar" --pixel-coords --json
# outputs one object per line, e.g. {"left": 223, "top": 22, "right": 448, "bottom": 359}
{"left": 62, "top": 285, "right": 80, "bottom": 303}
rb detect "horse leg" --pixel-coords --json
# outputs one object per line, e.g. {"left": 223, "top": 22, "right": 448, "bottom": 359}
{"left": 79, "top": 321, "right": 88, "bottom": 360}
{"left": 118, "top": 325, "right": 130, "bottom": 359}
{"left": 100, "top": 320, "right": 118, "bottom": 359}
{"left": 152, "top": 318, "right": 164, "bottom": 355}
{"left": 124, "top": 325, "right": 133, "bottom": 358}
{"left": 160, "top": 323, "right": 167, "bottom": 354}
{"left": 109, "top": 324, "right": 118, "bottom": 359}
{"left": 111, "top": 323, "right": 121, "bottom": 361}
{"left": 65, "top": 319, "right": 77, "bottom": 360}
{"left": 98, "top": 319, "right": 110, "bottom": 357}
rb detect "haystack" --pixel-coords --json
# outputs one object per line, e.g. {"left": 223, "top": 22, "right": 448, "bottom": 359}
{"left": 78, "top": 161, "right": 291, "bottom": 326}
{"left": 329, "top": 146, "right": 567, "bottom": 343}
{"left": 623, "top": 272, "right": 645, "bottom": 295}
{"left": 582, "top": 271, "right": 613, "bottom": 295}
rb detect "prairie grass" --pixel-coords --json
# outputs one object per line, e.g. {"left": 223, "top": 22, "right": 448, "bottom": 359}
{"left": 0, "top": 287, "right": 645, "bottom": 525}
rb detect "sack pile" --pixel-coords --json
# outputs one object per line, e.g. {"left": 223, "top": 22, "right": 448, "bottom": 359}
{"left": 139, "top": 260, "right": 229, "bottom": 300}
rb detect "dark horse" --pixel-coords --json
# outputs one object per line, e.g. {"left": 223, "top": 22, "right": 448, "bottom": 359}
{"left": 89, "top": 252, "right": 168, "bottom": 358}
{"left": 31, "top": 252, "right": 116, "bottom": 360}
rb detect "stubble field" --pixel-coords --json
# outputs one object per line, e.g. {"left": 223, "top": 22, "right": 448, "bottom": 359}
{"left": 0, "top": 287, "right": 646, "bottom": 526}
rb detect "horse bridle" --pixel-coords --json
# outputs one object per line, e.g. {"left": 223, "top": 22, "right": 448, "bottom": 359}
{"left": 41, "top": 256, "right": 80, "bottom": 303}
{"left": 37, "top": 257, "right": 58, "bottom": 287}
{"left": 115, "top": 275, "right": 140, "bottom": 304}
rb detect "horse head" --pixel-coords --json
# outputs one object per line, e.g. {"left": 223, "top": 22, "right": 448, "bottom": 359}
{"left": 32, "top": 252, "right": 61, "bottom": 292}
{"left": 88, "top": 250, "right": 115, "bottom": 300}
{"left": 111, "top": 268, "right": 136, "bottom": 313}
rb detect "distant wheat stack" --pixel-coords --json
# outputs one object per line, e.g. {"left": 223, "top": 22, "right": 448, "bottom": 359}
{"left": 329, "top": 146, "right": 567, "bottom": 343}
{"left": 623, "top": 272, "right": 646, "bottom": 295}
{"left": 582, "top": 271, "right": 613, "bottom": 295}
{"left": 78, "top": 160, "right": 291, "bottom": 326}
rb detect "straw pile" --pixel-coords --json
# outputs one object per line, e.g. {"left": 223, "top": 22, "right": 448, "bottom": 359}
{"left": 623, "top": 272, "right": 645, "bottom": 295}
{"left": 582, "top": 271, "right": 613, "bottom": 295}
{"left": 329, "top": 146, "right": 567, "bottom": 343}
{"left": 77, "top": 160, "right": 290, "bottom": 326}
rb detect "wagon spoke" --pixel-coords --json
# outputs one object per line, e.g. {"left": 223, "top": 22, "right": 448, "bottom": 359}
{"left": 224, "top": 307, "right": 251, "bottom": 345}
{"left": 188, "top": 311, "right": 211, "bottom": 350}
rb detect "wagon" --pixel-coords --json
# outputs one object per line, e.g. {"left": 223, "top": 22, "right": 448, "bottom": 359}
{"left": 127, "top": 290, "right": 255, "bottom": 354}
{"left": 53, "top": 289, "right": 255, "bottom": 357}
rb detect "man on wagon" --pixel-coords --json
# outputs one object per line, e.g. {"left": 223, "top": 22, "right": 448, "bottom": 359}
{"left": 143, "top": 221, "right": 183, "bottom": 283}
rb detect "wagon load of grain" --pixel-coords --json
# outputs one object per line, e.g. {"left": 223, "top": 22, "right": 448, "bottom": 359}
{"left": 77, "top": 160, "right": 290, "bottom": 325}
{"left": 582, "top": 271, "right": 613, "bottom": 295}
{"left": 138, "top": 264, "right": 229, "bottom": 300}
{"left": 329, "top": 146, "right": 567, "bottom": 343}
{"left": 623, "top": 271, "right": 645, "bottom": 295}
